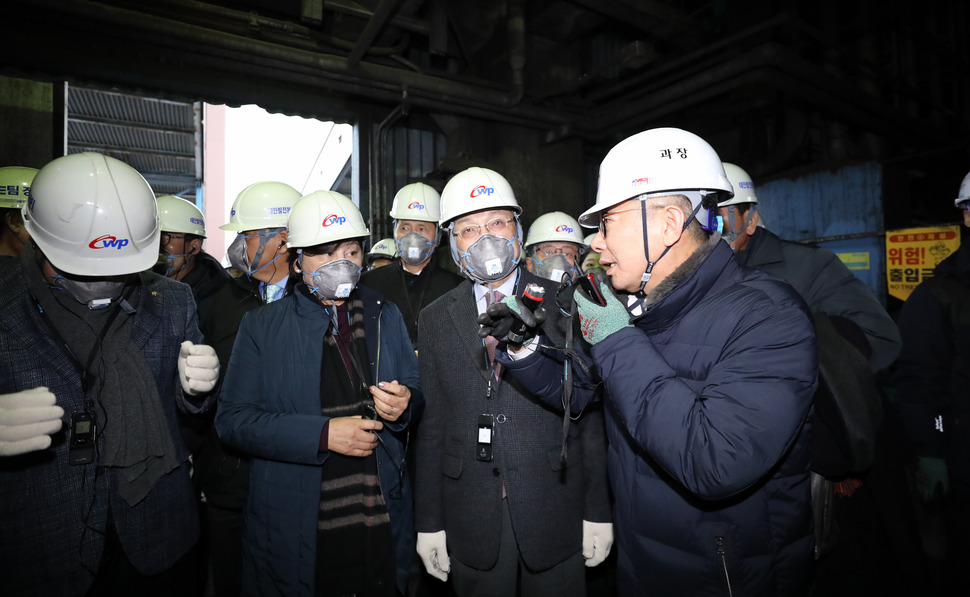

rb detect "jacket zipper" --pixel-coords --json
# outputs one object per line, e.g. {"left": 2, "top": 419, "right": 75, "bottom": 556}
{"left": 715, "top": 536, "right": 733, "bottom": 597}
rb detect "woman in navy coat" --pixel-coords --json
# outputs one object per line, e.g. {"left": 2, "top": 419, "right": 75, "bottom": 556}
{"left": 217, "top": 191, "right": 422, "bottom": 596}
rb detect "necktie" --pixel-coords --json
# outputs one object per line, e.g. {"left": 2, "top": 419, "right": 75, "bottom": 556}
{"left": 484, "top": 289, "right": 507, "bottom": 498}
{"left": 264, "top": 283, "right": 284, "bottom": 303}
{"left": 484, "top": 290, "right": 505, "bottom": 379}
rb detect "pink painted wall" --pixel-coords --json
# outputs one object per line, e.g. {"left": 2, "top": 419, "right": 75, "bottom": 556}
{"left": 202, "top": 104, "right": 227, "bottom": 262}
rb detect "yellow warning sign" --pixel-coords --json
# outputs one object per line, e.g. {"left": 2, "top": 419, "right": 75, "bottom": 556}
{"left": 885, "top": 226, "right": 960, "bottom": 301}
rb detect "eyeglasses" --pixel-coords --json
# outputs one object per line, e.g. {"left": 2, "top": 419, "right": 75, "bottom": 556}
{"left": 453, "top": 217, "right": 515, "bottom": 241}
{"left": 534, "top": 244, "right": 580, "bottom": 260}
{"left": 160, "top": 233, "right": 185, "bottom": 246}
{"left": 597, "top": 207, "right": 642, "bottom": 238}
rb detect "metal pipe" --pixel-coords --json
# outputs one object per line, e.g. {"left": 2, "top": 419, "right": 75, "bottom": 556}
{"left": 371, "top": 94, "right": 408, "bottom": 240}
{"left": 325, "top": 0, "right": 431, "bottom": 36}
{"left": 18, "top": 0, "right": 571, "bottom": 127}
{"left": 347, "top": 0, "right": 403, "bottom": 68}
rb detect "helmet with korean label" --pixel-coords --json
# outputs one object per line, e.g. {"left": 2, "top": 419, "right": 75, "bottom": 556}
{"left": 220, "top": 181, "right": 301, "bottom": 231}
{"left": 718, "top": 163, "right": 758, "bottom": 207}
{"left": 0, "top": 166, "right": 38, "bottom": 209}
{"left": 579, "top": 127, "right": 733, "bottom": 228}
{"left": 157, "top": 195, "right": 206, "bottom": 237}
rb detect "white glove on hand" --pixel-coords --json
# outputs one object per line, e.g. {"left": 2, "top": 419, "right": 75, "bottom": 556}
{"left": 178, "top": 341, "right": 220, "bottom": 395}
{"left": 0, "top": 387, "right": 64, "bottom": 456}
{"left": 416, "top": 531, "right": 451, "bottom": 581}
{"left": 582, "top": 520, "right": 614, "bottom": 567}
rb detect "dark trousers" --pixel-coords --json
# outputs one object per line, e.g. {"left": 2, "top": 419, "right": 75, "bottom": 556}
{"left": 450, "top": 499, "right": 585, "bottom": 597}
{"left": 206, "top": 501, "right": 245, "bottom": 597}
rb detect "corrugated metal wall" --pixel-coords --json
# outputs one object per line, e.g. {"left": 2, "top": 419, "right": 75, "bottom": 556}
{"left": 758, "top": 162, "right": 887, "bottom": 304}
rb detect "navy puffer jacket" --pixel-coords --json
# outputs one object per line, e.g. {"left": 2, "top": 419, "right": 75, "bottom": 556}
{"left": 506, "top": 239, "right": 817, "bottom": 596}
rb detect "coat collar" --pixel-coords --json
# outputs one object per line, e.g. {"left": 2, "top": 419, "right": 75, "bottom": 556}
{"left": 735, "top": 227, "right": 784, "bottom": 269}
{"left": 636, "top": 236, "right": 735, "bottom": 328}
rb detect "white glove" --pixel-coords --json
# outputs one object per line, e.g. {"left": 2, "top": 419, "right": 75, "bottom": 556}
{"left": 582, "top": 520, "right": 614, "bottom": 567}
{"left": 178, "top": 341, "right": 220, "bottom": 395}
{"left": 0, "top": 387, "right": 64, "bottom": 456}
{"left": 416, "top": 530, "right": 451, "bottom": 581}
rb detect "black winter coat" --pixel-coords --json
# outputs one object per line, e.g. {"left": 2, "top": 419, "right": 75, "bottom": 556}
{"left": 360, "top": 258, "right": 464, "bottom": 345}
{"left": 893, "top": 238, "right": 970, "bottom": 501}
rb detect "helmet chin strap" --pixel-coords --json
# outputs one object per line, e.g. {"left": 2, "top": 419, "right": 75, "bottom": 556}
{"left": 636, "top": 200, "right": 703, "bottom": 296}
{"left": 724, "top": 205, "right": 756, "bottom": 243}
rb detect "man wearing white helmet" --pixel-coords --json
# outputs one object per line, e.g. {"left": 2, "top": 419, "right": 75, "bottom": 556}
{"left": 0, "top": 165, "right": 37, "bottom": 260}
{"left": 221, "top": 181, "right": 302, "bottom": 303}
{"left": 717, "top": 163, "right": 918, "bottom": 593}
{"left": 360, "top": 182, "right": 463, "bottom": 345}
{"left": 366, "top": 237, "right": 398, "bottom": 270}
{"left": 717, "top": 162, "right": 901, "bottom": 371}
{"left": 0, "top": 152, "right": 220, "bottom": 596}
{"left": 894, "top": 169, "right": 970, "bottom": 597}
{"left": 156, "top": 194, "right": 260, "bottom": 597}
{"left": 216, "top": 191, "right": 421, "bottom": 597}
{"left": 523, "top": 211, "right": 586, "bottom": 283}
{"left": 502, "top": 129, "right": 817, "bottom": 596}
{"left": 414, "top": 166, "right": 611, "bottom": 597}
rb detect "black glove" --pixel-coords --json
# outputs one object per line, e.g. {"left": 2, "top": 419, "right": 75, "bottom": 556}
{"left": 477, "top": 295, "right": 546, "bottom": 347}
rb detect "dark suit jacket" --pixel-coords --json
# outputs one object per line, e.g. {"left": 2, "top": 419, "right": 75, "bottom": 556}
{"left": 0, "top": 261, "right": 210, "bottom": 596}
{"left": 414, "top": 268, "right": 611, "bottom": 572}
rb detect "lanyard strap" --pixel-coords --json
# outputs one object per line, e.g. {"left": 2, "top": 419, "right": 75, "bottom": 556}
{"left": 30, "top": 291, "right": 129, "bottom": 397}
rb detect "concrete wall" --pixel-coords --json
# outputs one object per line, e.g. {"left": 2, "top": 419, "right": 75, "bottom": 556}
{"left": 0, "top": 76, "right": 58, "bottom": 168}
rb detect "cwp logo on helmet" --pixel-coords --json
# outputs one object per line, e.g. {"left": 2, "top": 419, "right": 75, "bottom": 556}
{"left": 407, "top": 201, "right": 425, "bottom": 210}
{"left": 88, "top": 235, "right": 130, "bottom": 250}
{"left": 632, "top": 177, "right": 650, "bottom": 187}
{"left": 322, "top": 214, "right": 347, "bottom": 227}
{"left": 555, "top": 224, "right": 574, "bottom": 233}
{"left": 470, "top": 185, "right": 495, "bottom": 198}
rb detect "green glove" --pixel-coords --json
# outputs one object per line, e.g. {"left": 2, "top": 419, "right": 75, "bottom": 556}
{"left": 573, "top": 278, "right": 631, "bottom": 344}
{"left": 915, "top": 456, "right": 949, "bottom": 506}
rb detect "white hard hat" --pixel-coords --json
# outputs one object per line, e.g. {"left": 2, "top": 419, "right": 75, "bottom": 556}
{"left": 439, "top": 167, "right": 521, "bottom": 227}
{"left": 157, "top": 195, "right": 206, "bottom": 237}
{"left": 0, "top": 166, "right": 38, "bottom": 209}
{"left": 719, "top": 163, "right": 758, "bottom": 207}
{"left": 579, "top": 127, "right": 733, "bottom": 227}
{"left": 955, "top": 170, "right": 970, "bottom": 208}
{"left": 23, "top": 152, "right": 160, "bottom": 276}
{"left": 525, "top": 211, "right": 585, "bottom": 248}
{"left": 389, "top": 182, "right": 441, "bottom": 222}
{"left": 220, "top": 181, "right": 301, "bottom": 231}
{"left": 287, "top": 191, "right": 370, "bottom": 249}
{"left": 368, "top": 238, "right": 399, "bottom": 258}
{"left": 583, "top": 233, "right": 596, "bottom": 248}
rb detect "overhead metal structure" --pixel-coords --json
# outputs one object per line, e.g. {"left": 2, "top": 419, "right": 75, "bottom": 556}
{"left": 3, "top": 0, "right": 968, "bottom": 213}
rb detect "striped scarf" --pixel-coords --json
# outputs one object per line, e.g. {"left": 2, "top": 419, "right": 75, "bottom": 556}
{"left": 316, "top": 293, "right": 395, "bottom": 595}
